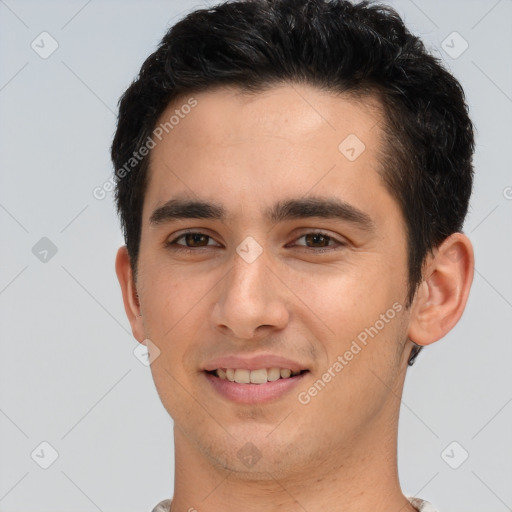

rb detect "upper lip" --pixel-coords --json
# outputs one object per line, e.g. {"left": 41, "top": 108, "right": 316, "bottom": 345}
{"left": 202, "top": 353, "right": 308, "bottom": 373}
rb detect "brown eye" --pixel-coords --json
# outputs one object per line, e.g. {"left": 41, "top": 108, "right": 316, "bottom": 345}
{"left": 166, "top": 231, "right": 220, "bottom": 250}
{"left": 291, "top": 231, "right": 346, "bottom": 252}
{"left": 303, "top": 233, "right": 331, "bottom": 247}
{"left": 183, "top": 233, "right": 210, "bottom": 247}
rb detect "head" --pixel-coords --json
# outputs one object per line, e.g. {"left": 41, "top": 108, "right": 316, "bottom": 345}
{"left": 113, "top": 0, "right": 474, "bottom": 479}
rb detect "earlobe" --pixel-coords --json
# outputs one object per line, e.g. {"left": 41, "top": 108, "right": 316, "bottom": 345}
{"left": 115, "top": 246, "right": 146, "bottom": 342}
{"left": 407, "top": 233, "right": 474, "bottom": 346}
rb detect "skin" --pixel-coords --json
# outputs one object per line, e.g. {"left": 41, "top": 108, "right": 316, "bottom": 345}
{"left": 116, "top": 84, "right": 474, "bottom": 512}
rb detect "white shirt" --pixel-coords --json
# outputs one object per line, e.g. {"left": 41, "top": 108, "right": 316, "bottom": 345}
{"left": 151, "top": 496, "right": 439, "bottom": 511}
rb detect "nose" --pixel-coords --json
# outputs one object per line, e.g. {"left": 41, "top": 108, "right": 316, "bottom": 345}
{"left": 211, "top": 248, "right": 289, "bottom": 341}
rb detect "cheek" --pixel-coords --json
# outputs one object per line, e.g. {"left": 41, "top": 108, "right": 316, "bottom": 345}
{"left": 295, "top": 308, "right": 407, "bottom": 438}
{"left": 139, "top": 260, "right": 215, "bottom": 333}
{"left": 289, "top": 256, "right": 407, "bottom": 393}
{"left": 287, "top": 258, "right": 394, "bottom": 339}
{"left": 136, "top": 267, "right": 213, "bottom": 390}
{"left": 148, "top": 357, "right": 205, "bottom": 429}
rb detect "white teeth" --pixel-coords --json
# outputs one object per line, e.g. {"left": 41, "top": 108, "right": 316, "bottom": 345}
{"left": 234, "top": 369, "right": 250, "bottom": 384}
{"left": 267, "top": 367, "right": 281, "bottom": 381}
{"left": 250, "top": 368, "right": 268, "bottom": 384}
{"left": 214, "top": 367, "right": 301, "bottom": 384}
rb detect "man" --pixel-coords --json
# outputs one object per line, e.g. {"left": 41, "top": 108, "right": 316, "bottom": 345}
{"left": 112, "top": 1, "right": 475, "bottom": 511}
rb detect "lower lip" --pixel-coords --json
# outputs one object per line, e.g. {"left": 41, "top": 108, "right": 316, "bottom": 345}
{"left": 204, "top": 371, "right": 308, "bottom": 404}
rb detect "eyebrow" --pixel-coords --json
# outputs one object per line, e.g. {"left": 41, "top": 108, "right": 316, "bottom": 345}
{"left": 149, "top": 196, "right": 375, "bottom": 231}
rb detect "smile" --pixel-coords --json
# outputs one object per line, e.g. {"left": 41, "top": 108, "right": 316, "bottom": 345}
{"left": 209, "top": 367, "right": 305, "bottom": 384}
{"left": 204, "top": 368, "right": 309, "bottom": 404}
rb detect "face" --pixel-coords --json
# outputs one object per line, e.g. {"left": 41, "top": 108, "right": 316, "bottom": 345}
{"left": 124, "top": 84, "right": 416, "bottom": 477}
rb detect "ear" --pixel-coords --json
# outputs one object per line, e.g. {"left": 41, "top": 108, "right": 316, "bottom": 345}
{"left": 115, "top": 246, "right": 145, "bottom": 342}
{"left": 407, "top": 232, "right": 474, "bottom": 346}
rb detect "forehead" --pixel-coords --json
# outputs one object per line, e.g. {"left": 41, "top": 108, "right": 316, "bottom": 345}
{"left": 143, "top": 83, "right": 394, "bottom": 224}
{"left": 154, "top": 84, "right": 383, "bottom": 150}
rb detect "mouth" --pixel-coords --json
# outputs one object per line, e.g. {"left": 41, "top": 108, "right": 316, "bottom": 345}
{"left": 205, "top": 367, "right": 308, "bottom": 383}
{"left": 203, "top": 367, "right": 310, "bottom": 404}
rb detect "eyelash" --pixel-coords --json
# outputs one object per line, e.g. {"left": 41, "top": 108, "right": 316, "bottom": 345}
{"left": 165, "top": 230, "right": 346, "bottom": 254}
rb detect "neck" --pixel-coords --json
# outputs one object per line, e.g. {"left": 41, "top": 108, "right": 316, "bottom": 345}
{"left": 169, "top": 408, "right": 416, "bottom": 512}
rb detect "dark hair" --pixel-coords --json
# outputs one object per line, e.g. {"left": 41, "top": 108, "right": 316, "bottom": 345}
{"left": 111, "top": 0, "right": 474, "bottom": 360}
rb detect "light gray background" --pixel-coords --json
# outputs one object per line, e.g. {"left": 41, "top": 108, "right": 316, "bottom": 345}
{"left": 0, "top": 0, "right": 511, "bottom": 511}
